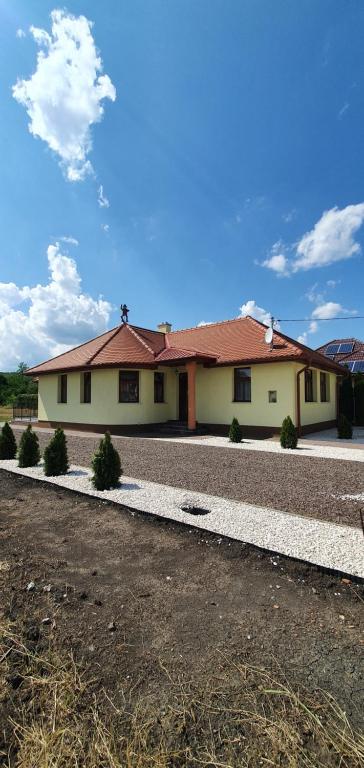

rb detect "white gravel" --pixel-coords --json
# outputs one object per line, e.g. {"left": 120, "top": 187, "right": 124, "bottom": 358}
{"left": 1, "top": 460, "right": 363, "bottom": 579}
{"left": 153, "top": 434, "right": 364, "bottom": 463}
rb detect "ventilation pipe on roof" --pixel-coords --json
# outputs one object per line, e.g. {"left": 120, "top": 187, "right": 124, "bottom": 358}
{"left": 157, "top": 322, "right": 172, "bottom": 333}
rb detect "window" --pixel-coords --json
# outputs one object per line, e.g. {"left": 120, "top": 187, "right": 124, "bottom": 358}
{"left": 320, "top": 372, "right": 329, "bottom": 402}
{"left": 304, "top": 369, "right": 316, "bottom": 402}
{"left": 58, "top": 374, "right": 67, "bottom": 404}
{"left": 154, "top": 372, "right": 165, "bottom": 403}
{"left": 119, "top": 370, "right": 139, "bottom": 403}
{"left": 268, "top": 390, "right": 277, "bottom": 403}
{"left": 234, "top": 368, "right": 251, "bottom": 402}
{"left": 81, "top": 371, "right": 92, "bottom": 403}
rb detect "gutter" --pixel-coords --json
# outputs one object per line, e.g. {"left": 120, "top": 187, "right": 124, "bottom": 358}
{"left": 296, "top": 363, "right": 310, "bottom": 437}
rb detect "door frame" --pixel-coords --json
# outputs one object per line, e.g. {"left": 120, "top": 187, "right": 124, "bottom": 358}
{"left": 178, "top": 371, "right": 188, "bottom": 421}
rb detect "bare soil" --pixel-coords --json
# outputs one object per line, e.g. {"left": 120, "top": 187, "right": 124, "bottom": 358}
{"left": 13, "top": 426, "right": 364, "bottom": 527}
{"left": 0, "top": 469, "right": 363, "bottom": 748}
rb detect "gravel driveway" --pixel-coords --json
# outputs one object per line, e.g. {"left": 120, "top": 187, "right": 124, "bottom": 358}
{"left": 13, "top": 427, "right": 364, "bottom": 528}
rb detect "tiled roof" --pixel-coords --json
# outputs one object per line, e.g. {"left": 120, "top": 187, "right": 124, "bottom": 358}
{"left": 316, "top": 337, "right": 364, "bottom": 365}
{"left": 28, "top": 316, "right": 343, "bottom": 375}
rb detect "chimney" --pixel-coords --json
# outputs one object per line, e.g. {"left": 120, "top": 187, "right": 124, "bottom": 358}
{"left": 157, "top": 321, "right": 172, "bottom": 334}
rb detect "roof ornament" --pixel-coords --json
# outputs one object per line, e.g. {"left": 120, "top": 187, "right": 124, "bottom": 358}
{"left": 264, "top": 316, "right": 274, "bottom": 350}
{"left": 120, "top": 303, "right": 130, "bottom": 324}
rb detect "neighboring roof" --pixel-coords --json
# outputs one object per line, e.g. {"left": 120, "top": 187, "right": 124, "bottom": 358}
{"left": 316, "top": 337, "right": 364, "bottom": 365}
{"left": 27, "top": 316, "right": 343, "bottom": 376}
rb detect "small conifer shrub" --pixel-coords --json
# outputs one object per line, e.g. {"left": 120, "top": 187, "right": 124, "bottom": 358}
{"left": 337, "top": 413, "right": 353, "bottom": 439}
{"left": 229, "top": 417, "right": 243, "bottom": 443}
{"left": 91, "top": 432, "right": 122, "bottom": 490}
{"left": 0, "top": 422, "right": 17, "bottom": 459}
{"left": 43, "top": 427, "right": 69, "bottom": 476}
{"left": 280, "top": 416, "right": 298, "bottom": 449}
{"left": 18, "top": 425, "right": 40, "bottom": 468}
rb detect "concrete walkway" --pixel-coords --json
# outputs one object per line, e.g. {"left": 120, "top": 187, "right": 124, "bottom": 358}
{"left": 1, "top": 459, "right": 363, "bottom": 579}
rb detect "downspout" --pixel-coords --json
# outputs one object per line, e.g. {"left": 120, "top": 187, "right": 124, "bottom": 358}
{"left": 296, "top": 364, "right": 310, "bottom": 437}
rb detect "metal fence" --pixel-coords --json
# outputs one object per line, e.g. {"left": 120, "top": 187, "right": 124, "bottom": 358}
{"left": 12, "top": 404, "right": 38, "bottom": 421}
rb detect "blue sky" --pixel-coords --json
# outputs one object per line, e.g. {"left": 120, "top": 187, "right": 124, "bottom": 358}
{"left": 1, "top": 0, "right": 364, "bottom": 368}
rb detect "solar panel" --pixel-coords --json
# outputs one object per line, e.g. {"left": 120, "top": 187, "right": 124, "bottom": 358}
{"left": 338, "top": 342, "right": 354, "bottom": 354}
{"left": 353, "top": 360, "right": 364, "bottom": 373}
{"left": 325, "top": 343, "right": 340, "bottom": 355}
{"left": 341, "top": 361, "right": 355, "bottom": 371}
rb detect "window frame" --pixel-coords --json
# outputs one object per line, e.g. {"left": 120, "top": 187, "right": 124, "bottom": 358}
{"left": 304, "top": 369, "right": 316, "bottom": 403}
{"left": 233, "top": 367, "right": 251, "bottom": 403}
{"left": 81, "top": 371, "right": 92, "bottom": 404}
{"left": 119, "top": 370, "right": 140, "bottom": 403}
{"left": 268, "top": 390, "right": 277, "bottom": 403}
{"left": 320, "top": 372, "right": 329, "bottom": 403}
{"left": 58, "top": 374, "right": 67, "bottom": 404}
{"left": 154, "top": 371, "right": 165, "bottom": 403}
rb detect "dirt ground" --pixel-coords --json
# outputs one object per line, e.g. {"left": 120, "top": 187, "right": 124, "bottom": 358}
{"left": 0, "top": 469, "right": 363, "bottom": 737}
{"left": 12, "top": 426, "right": 364, "bottom": 528}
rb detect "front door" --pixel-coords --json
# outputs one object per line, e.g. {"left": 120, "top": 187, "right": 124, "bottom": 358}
{"left": 178, "top": 372, "right": 188, "bottom": 421}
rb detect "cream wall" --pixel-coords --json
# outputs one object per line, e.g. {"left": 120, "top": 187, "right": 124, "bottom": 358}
{"left": 38, "top": 367, "right": 177, "bottom": 425}
{"left": 195, "top": 362, "right": 297, "bottom": 427}
{"left": 297, "top": 367, "right": 337, "bottom": 426}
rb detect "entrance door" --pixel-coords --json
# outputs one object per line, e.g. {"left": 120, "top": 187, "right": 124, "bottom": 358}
{"left": 178, "top": 372, "right": 188, "bottom": 421}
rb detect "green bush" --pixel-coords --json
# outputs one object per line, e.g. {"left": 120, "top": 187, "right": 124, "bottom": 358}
{"left": 280, "top": 416, "right": 298, "bottom": 449}
{"left": 91, "top": 432, "right": 122, "bottom": 490}
{"left": 229, "top": 417, "right": 243, "bottom": 443}
{"left": 18, "top": 425, "right": 40, "bottom": 468}
{"left": 0, "top": 422, "right": 17, "bottom": 459}
{"left": 354, "top": 375, "right": 364, "bottom": 427}
{"left": 43, "top": 427, "right": 69, "bottom": 476}
{"left": 337, "top": 413, "right": 353, "bottom": 439}
{"left": 339, "top": 376, "right": 354, "bottom": 423}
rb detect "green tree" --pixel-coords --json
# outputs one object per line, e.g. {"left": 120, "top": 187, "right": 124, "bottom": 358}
{"left": 354, "top": 374, "right": 364, "bottom": 427}
{"left": 43, "top": 428, "right": 69, "bottom": 476}
{"left": 339, "top": 375, "right": 354, "bottom": 423}
{"left": 91, "top": 432, "right": 122, "bottom": 490}
{"left": 229, "top": 417, "right": 243, "bottom": 443}
{"left": 18, "top": 425, "right": 40, "bottom": 468}
{"left": 0, "top": 422, "right": 17, "bottom": 459}
{"left": 280, "top": 416, "right": 298, "bottom": 449}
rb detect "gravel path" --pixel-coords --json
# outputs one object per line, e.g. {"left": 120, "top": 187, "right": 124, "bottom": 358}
{"left": 12, "top": 427, "right": 364, "bottom": 528}
{"left": 2, "top": 460, "right": 363, "bottom": 578}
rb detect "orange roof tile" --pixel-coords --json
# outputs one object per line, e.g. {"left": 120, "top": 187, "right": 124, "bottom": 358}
{"left": 27, "top": 316, "right": 343, "bottom": 375}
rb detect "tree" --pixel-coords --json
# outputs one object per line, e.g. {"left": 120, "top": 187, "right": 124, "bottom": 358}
{"left": 229, "top": 417, "right": 243, "bottom": 443}
{"left": 354, "top": 374, "right": 364, "bottom": 427}
{"left": 339, "top": 376, "right": 354, "bottom": 423}
{"left": 0, "top": 422, "right": 17, "bottom": 459}
{"left": 280, "top": 416, "right": 298, "bottom": 449}
{"left": 43, "top": 428, "right": 69, "bottom": 476}
{"left": 337, "top": 413, "right": 353, "bottom": 439}
{"left": 91, "top": 432, "right": 122, "bottom": 490}
{"left": 17, "top": 362, "right": 28, "bottom": 375}
{"left": 18, "top": 425, "right": 40, "bottom": 467}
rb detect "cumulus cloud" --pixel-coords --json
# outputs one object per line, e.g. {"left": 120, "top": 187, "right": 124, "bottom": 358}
{"left": 263, "top": 204, "right": 364, "bottom": 276}
{"left": 0, "top": 243, "right": 111, "bottom": 369}
{"left": 16, "top": 28, "right": 26, "bottom": 39}
{"left": 98, "top": 185, "right": 110, "bottom": 208}
{"left": 311, "top": 301, "right": 357, "bottom": 320}
{"left": 239, "top": 300, "right": 274, "bottom": 327}
{"left": 12, "top": 10, "right": 116, "bottom": 181}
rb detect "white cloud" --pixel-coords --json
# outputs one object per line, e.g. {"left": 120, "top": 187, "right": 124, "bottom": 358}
{"left": 13, "top": 10, "right": 116, "bottom": 181}
{"left": 0, "top": 243, "right": 111, "bottom": 369}
{"left": 311, "top": 301, "right": 357, "bottom": 320}
{"left": 16, "top": 28, "right": 26, "bottom": 39}
{"left": 101, "top": 223, "right": 109, "bottom": 232}
{"left": 60, "top": 235, "right": 79, "bottom": 246}
{"left": 239, "top": 300, "right": 273, "bottom": 327}
{"left": 263, "top": 204, "right": 364, "bottom": 276}
{"left": 338, "top": 102, "right": 349, "bottom": 119}
{"left": 98, "top": 185, "right": 110, "bottom": 208}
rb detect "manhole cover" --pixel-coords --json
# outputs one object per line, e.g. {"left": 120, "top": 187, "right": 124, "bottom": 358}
{"left": 180, "top": 504, "right": 211, "bottom": 516}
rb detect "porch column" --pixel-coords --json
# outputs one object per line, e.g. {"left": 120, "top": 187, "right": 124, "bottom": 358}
{"left": 186, "top": 361, "right": 197, "bottom": 430}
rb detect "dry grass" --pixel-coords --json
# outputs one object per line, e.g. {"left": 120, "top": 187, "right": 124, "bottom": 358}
{"left": 1, "top": 620, "right": 363, "bottom": 768}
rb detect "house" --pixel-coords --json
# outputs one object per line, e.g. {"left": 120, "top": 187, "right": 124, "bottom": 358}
{"left": 316, "top": 338, "right": 364, "bottom": 373}
{"left": 27, "top": 315, "right": 343, "bottom": 437}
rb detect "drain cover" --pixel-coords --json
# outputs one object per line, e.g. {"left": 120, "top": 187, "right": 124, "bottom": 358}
{"left": 180, "top": 504, "right": 211, "bottom": 516}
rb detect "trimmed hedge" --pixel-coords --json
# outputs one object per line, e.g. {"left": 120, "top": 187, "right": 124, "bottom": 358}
{"left": 44, "top": 427, "right": 69, "bottom": 476}
{"left": 0, "top": 422, "right": 17, "bottom": 459}
{"left": 91, "top": 432, "right": 122, "bottom": 491}
{"left": 18, "top": 425, "right": 40, "bottom": 467}
{"left": 280, "top": 416, "right": 298, "bottom": 449}
{"left": 229, "top": 417, "right": 243, "bottom": 443}
{"left": 337, "top": 413, "right": 352, "bottom": 439}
